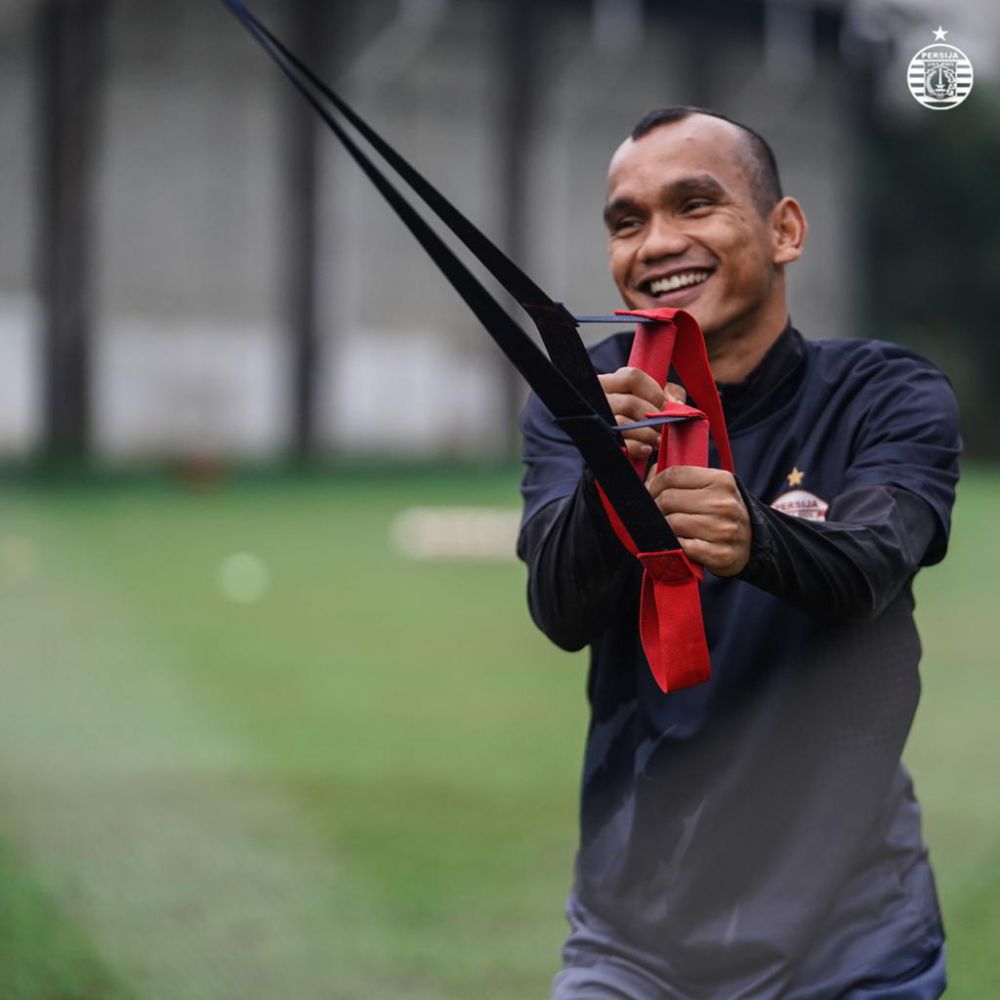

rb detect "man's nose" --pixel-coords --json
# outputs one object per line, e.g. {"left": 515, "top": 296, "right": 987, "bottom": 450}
{"left": 638, "top": 214, "right": 690, "bottom": 262}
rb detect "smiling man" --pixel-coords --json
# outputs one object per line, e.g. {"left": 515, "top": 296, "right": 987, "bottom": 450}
{"left": 517, "top": 108, "right": 961, "bottom": 999}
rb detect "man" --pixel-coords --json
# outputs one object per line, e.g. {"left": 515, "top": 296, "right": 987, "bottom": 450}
{"left": 517, "top": 107, "right": 960, "bottom": 999}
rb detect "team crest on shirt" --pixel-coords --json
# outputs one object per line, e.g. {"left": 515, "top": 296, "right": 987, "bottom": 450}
{"left": 771, "top": 467, "right": 828, "bottom": 521}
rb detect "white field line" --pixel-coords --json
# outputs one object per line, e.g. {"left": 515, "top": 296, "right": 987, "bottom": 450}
{"left": 390, "top": 506, "right": 521, "bottom": 560}
{"left": 0, "top": 532, "right": 422, "bottom": 998}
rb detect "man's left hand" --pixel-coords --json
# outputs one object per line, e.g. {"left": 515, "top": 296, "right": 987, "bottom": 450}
{"left": 646, "top": 466, "right": 751, "bottom": 576}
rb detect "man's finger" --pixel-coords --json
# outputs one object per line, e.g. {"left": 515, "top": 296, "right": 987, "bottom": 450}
{"left": 614, "top": 412, "right": 660, "bottom": 448}
{"left": 655, "top": 488, "right": 746, "bottom": 523}
{"left": 677, "top": 536, "right": 748, "bottom": 577}
{"left": 647, "top": 465, "right": 732, "bottom": 492}
{"left": 664, "top": 381, "right": 687, "bottom": 404}
{"left": 625, "top": 439, "right": 653, "bottom": 462}
{"left": 608, "top": 393, "right": 665, "bottom": 422}
{"left": 599, "top": 367, "right": 665, "bottom": 410}
{"left": 676, "top": 537, "right": 720, "bottom": 568}
{"left": 664, "top": 512, "right": 743, "bottom": 544}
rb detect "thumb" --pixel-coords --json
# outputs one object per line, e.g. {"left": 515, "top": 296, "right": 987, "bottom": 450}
{"left": 664, "top": 381, "right": 687, "bottom": 404}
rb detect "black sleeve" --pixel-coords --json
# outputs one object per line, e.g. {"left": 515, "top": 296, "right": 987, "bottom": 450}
{"left": 516, "top": 471, "right": 636, "bottom": 651}
{"left": 735, "top": 481, "right": 939, "bottom": 621}
{"left": 517, "top": 340, "right": 959, "bottom": 641}
{"left": 734, "top": 346, "right": 961, "bottom": 621}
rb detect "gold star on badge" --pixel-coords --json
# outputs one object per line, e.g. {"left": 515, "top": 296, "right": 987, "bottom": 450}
{"left": 932, "top": 26, "right": 948, "bottom": 41}
{"left": 787, "top": 467, "right": 805, "bottom": 487}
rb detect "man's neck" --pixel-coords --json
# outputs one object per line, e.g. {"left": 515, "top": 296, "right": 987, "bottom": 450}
{"left": 706, "top": 309, "right": 790, "bottom": 383}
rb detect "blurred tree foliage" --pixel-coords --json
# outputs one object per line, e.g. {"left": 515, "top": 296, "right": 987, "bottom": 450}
{"left": 861, "top": 87, "right": 1000, "bottom": 458}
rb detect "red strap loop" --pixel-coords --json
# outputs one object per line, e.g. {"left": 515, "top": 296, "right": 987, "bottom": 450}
{"left": 636, "top": 548, "right": 709, "bottom": 693}
{"left": 596, "top": 309, "right": 731, "bottom": 694}
{"left": 617, "top": 307, "right": 734, "bottom": 474}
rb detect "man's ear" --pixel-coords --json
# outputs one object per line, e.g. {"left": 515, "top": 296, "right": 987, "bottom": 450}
{"left": 771, "top": 197, "right": 807, "bottom": 265}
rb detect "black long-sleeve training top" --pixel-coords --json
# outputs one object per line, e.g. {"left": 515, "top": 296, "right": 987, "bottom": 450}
{"left": 517, "top": 325, "right": 961, "bottom": 999}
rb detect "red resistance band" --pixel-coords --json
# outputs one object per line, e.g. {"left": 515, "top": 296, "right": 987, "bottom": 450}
{"left": 595, "top": 307, "right": 734, "bottom": 694}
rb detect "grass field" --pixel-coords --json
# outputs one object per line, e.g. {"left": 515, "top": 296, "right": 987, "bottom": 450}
{"left": 0, "top": 465, "right": 996, "bottom": 999}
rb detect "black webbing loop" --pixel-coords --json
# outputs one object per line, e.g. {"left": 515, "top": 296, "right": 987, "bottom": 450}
{"left": 224, "top": 0, "right": 613, "bottom": 425}
{"left": 220, "top": 0, "right": 679, "bottom": 553}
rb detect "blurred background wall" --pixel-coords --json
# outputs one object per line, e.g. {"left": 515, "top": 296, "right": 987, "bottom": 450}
{"left": 0, "top": 6, "right": 997, "bottom": 995}
{"left": 0, "top": 0, "right": 997, "bottom": 465}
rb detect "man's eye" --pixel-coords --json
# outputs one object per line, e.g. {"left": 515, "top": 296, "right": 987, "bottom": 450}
{"left": 682, "top": 199, "right": 712, "bottom": 213}
{"left": 612, "top": 217, "right": 642, "bottom": 233}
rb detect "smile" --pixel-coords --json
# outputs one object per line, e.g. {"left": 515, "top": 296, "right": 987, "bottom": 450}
{"left": 643, "top": 270, "right": 712, "bottom": 295}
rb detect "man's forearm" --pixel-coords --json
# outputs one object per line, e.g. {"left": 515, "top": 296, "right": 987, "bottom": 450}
{"left": 517, "top": 473, "right": 636, "bottom": 651}
{"left": 736, "top": 482, "right": 940, "bottom": 620}
{"left": 521, "top": 468, "right": 942, "bottom": 648}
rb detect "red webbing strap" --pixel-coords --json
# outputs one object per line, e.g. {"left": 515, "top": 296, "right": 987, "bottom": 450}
{"left": 596, "top": 308, "right": 733, "bottom": 694}
{"left": 624, "top": 321, "right": 677, "bottom": 478}
{"left": 618, "top": 307, "right": 734, "bottom": 474}
{"left": 635, "top": 404, "right": 710, "bottom": 692}
{"left": 595, "top": 401, "right": 714, "bottom": 692}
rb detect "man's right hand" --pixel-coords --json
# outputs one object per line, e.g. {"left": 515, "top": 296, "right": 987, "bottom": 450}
{"left": 597, "top": 367, "right": 686, "bottom": 462}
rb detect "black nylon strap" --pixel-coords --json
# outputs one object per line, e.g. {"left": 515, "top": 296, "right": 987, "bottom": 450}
{"left": 220, "top": 0, "right": 679, "bottom": 553}
{"left": 224, "top": 0, "right": 613, "bottom": 426}
{"left": 616, "top": 414, "right": 695, "bottom": 432}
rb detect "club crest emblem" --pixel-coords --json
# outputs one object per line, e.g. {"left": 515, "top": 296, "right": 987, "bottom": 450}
{"left": 771, "top": 468, "right": 828, "bottom": 521}
{"left": 908, "top": 28, "right": 973, "bottom": 110}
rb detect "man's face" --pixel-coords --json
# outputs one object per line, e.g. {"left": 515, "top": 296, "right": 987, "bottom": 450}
{"left": 604, "top": 116, "right": 782, "bottom": 342}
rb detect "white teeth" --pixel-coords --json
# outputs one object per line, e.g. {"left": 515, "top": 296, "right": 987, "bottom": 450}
{"left": 649, "top": 271, "right": 710, "bottom": 294}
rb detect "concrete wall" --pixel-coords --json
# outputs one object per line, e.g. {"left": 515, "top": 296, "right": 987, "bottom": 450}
{"left": 0, "top": 10, "right": 41, "bottom": 455}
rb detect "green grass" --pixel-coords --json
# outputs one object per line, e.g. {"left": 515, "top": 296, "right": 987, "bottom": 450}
{"left": 0, "top": 839, "right": 133, "bottom": 999}
{"left": 0, "top": 465, "right": 996, "bottom": 998}
{"left": 906, "top": 468, "right": 1000, "bottom": 998}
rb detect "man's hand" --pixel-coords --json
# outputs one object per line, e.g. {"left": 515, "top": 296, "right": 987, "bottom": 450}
{"left": 646, "top": 466, "right": 751, "bottom": 576}
{"left": 598, "top": 367, "right": 686, "bottom": 462}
